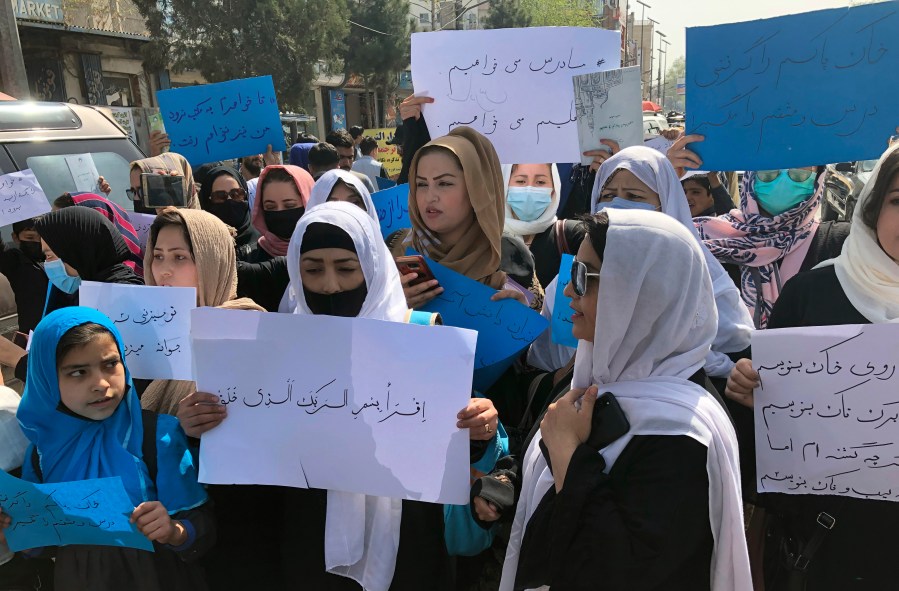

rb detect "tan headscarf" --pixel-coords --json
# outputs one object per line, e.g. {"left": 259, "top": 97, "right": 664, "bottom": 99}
{"left": 141, "top": 208, "right": 264, "bottom": 416}
{"left": 408, "top": 126, "right": 506, "bottom": 289}
{"left": 130, "top": 153, "right": 201, "bottom": 210}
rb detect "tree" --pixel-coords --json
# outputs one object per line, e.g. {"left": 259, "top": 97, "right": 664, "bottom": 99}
{"left": 661, "top": 56, "right": 685, "bottom": 111}
{"left": 485, "top": 0, "right": 532, "bottom": 29}
{"left": 520, "top": 0, "right": 596, "bottom": 27}
{"left": 344, "top": 0, "right": 414, "bottom": 127}
{"left": 133, "top": 0, "right": 350, "bottom": 111}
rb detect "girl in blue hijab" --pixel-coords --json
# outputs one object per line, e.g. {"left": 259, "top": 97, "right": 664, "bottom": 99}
{"left": 3, "top": 307, "right": 213, "bottom": 591}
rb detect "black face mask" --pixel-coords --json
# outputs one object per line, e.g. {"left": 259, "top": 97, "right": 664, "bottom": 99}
{"left": 303, "top": 283, "right": 368, "bottom": 317}
{"left": 19, "top": 240, "right": 44, "bottom": 262}
{"left": 207, "top": 200, "right": 249, "bottom": 229}
{"left": 264, "top": 207, "right": 305, "bottom": 240}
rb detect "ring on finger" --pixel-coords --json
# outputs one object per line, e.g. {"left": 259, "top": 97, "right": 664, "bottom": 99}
{"left": 485, "top": 423, "right": 492, "bottom": 434}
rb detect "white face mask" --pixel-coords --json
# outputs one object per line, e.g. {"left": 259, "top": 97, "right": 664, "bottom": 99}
{"left": 507, "top": 186, "right": 553, "bottom": 221}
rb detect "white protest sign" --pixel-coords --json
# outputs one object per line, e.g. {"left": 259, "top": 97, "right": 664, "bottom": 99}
{"left": 411, "top": 27, "right": 621, "bottom": 164}
{"left": 128, "top": 212, "right": 156, "bottom": 248}
{"left": 108, "top": 107, "right": 138, "bottom": 144}
{"left": 192, "top": 307, "right": 475, "bottom": 504}
{"left": 63, "top": 154, "right": 100, "bottom": 193}
{"left": 644, "top": 134, "right": 674, "bottom": 154}
{"left": 0, "top": 170, "right": 50, "bottom": 226}
{"left": 573, "top": 66, "right": 643, "bottom": 166}
{"left": 753, "top": 324, "right": 899, "bottom": 502}
{"left": 78, "top": 282, "right": 196, "bottom": 380}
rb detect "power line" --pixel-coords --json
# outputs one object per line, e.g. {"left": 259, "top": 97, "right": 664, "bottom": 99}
{"left": 348, "top": 19, "right": 402, "bottom": 36}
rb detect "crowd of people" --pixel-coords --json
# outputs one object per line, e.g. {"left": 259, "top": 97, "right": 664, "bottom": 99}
{"left": 0, "top": 87, "right": 896, "bottom": 591}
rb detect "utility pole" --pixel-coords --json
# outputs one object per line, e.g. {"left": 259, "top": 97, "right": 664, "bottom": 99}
{"left": 647, "top": 17, "right": 658, "bottom": 104}
{"left": 0, "top": 0, "right": 29, "bottom": 98}
{"left": 621, "top": 0, "right": 629, "bottom": 66}
{"left": 636, "top": 1, "right": 650, "bottom": 97}
{"left": 660, "top": 38, "right": 670, "bottom": 109}
{"left": 655, "top": 30, "right": 665, "bottom": 104}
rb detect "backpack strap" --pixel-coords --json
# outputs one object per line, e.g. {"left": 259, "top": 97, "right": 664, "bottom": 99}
{"left": 30, "top": 410, "right": 159, "bottom": 485}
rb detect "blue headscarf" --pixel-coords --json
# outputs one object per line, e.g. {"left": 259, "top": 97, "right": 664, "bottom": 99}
{"left": 289, "top": 142, "right": 316, "bottom": 171}
{"left": 17, "top": 307, "right": 207, "bottom": 513}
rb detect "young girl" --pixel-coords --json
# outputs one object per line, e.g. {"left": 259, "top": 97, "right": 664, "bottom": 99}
{"left": 249, "top": 165, "right": 314, "bottom": 263}
{"left": 1, "top": 307, "right": 213, "bottom": 591}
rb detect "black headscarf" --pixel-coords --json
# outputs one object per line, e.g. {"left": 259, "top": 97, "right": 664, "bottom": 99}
{"left": 35, "top": 207, "right": 142, "bottom": 285}
{"left": 197, "top": 166, "right": 259, "bottom": 250}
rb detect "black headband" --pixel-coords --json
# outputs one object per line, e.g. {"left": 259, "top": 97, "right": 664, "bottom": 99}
{"left": 300, "top": 222, "right": 357, "bottom": 254}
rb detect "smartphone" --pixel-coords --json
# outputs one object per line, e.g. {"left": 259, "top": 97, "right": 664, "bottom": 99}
{"left": 396, "top": 255, "right": 435, "bottom": 286}
{"left": 141, "top": 173, "right": 186, "bottom": 208}
{"left": 148, "top": 113, "right": 169, "bottom": 153}
{"left": 12, "top": 331, "right": 28, "bottom": 350}
{"left": 540, "top": 391, "right": 630, "bottom": 471}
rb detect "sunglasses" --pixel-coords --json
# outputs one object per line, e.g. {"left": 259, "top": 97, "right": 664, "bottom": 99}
{"left": 125, "top": 187, "right": 142, "bottom": 201}
{"left": 209, "top": 188, "right": 247, "bottom": 203}
{"left": 756, "top": 169, "right": 814, "bottom": 183}
{"left": 571, "top": 259, "right": 600, "bottom": 297}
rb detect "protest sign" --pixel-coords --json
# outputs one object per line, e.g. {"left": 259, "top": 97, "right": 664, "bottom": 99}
{"left": 551, "top": 254, "right": 578, "bottom": 348}
{"left": 191, "top": 308, "right": 475, "bottom": 504}
{"left": 0, "top": 170, "right": 50, "bottom": 226}
{"left": 108, "top": 107, "right": 138, "bottom": 144}
{"left": 128, "top": 212, "right": 156, "bottom": 248}
{"left": 0, "top": 470, "right": 152, "bottom": 552}
{"left": 411, "top": 27, "right": 620, "bottom": 164}
{"left": 63, "top": 154, "right": 100, "bottom": 193}
{"left": 78, "top": 283, "right": 196, "bottom": 380}
{"left": 753, "top": 324, "right": 899, "bottom": 502}
{"left": 686, "top": 3, "right": 899, "bottom": 170}
{"left": 573, "top": 66, "right": 643, "bottom": 165}
{"left": 417, "top": 258, "right": 549, "bottom": 391}
{"left": 371, "top": 183, "right": 410, "bottom": 238}
{"left": 156, "top": 76, "right": 286, "bottom": 165}
{"left": 370, "top": 128, "right": 402, "bottom": 178}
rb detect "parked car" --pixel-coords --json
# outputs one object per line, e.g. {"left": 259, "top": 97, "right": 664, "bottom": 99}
{"left": 643, "top": 111, "right": 670, "bottom": 140}
{"left": 820, "top": 159, "right": 877, "bottom": 222}
{"left": 0, "top": 101, "right": 147, "bottom": 356}
{"left": 666, "top": 111, "right": 685, "bottom": 127}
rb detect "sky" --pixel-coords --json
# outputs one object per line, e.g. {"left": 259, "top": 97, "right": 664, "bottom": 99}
{"left": 634, "top": 0, "right": 857, "bottom": 63}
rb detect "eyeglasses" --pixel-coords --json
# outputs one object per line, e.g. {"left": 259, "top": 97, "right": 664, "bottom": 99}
{"left": 126, "top": 187, "right": 142, "bottom": 201}
{"left": 209, "top": 188, "right": 247, "bottom": 203}
{"left": 571, "top": 259, "right": 601, "bottom": 297}
{"left": 756, "top": 169, "right": 814, "bottom": 183}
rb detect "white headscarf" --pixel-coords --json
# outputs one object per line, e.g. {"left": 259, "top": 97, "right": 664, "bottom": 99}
{"left": 816, "top": 142, "right": 899, "bottom": 323}
{"left": 501, "top": 163, "right": 562, "bottom": 237}
{"left": 501, "top": 209, "right": 750, "bottom": 591}
{"left": 591, "top": 146, "right": 753, "bottom": 377}
{"left": 286, "top": 201, "right": 406, "bottom": 590}
{"left": 307, "top": 169, "right": 378, "bottom": 225}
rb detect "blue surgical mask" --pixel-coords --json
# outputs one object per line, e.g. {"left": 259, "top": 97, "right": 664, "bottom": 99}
{"left": 595, "top": 197, "right": 659, "bottom": 212}
{"left": 753, "top": 174, "right": 815, "bottom": 216}
{"left": 507, "top": 186, "right": 553, "bottom": 222}
{"left": 44, "top": 258, "right": 81, "bottom": 294}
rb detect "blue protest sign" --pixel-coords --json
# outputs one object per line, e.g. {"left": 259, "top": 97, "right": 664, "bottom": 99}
{"left": 156, "top": 76, "right": 287, "bottom": 166}
{"left": 0, "top": 470, "right": 153, "bottom": 552}
{"left": 372, "top": 184, "right": 411, "bottom": 238}
{"left": 551, "top": 254, "right": 578, "bottom": 348}
{"left": 376, "top": 176, "right": 397, "bottom": 191}
{"left": 417, "top": 258, "right": 549, "bottom": 392}
{"left": 686, "top": 3, "right": 899, "bottom": 170}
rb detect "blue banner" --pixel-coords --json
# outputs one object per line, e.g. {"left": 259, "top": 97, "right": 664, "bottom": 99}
{"left": 551, "top": 254, "right": 578, "bottom": 348}
{"left": 376, "top": 176, "right": 397, "bottom": 191}
{"left": 686, "top": 3, "right": 899, "bottom": 170}
{"left": 0, "top": 470, "right": 153, "bottom": 552}
{"left": 329, "top": 90, "right": 347, "bottom": 131}
{"left": 372, "top": 184, "right": 411, "bottom": 238}
{"left": 417, "top": 258, "right": 549, "bottom": 392}
{"left": 156, "top": 76, "right": 286, "bottom": 166}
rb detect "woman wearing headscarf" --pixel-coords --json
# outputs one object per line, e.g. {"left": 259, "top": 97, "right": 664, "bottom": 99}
{"left": 196, "top": 165, "right": 259, "bottom": 261}
{"left": 723, "top": 144, "right": 899, "bottom": 590}
{"left": 248, "top": 165, "right": 314, "bottom": 263}
{"left": 393, "top": 126, "right": 541, "bottom": 308}
{"left": 306, "top": 169, "right": 378, "bottom": 220}
{"left": 496, "top": 209, "right": 750, "bottom": 591}
{"left": 53, "top": 192, "right": 144, "bottom": 277}
{"left": 670, "top": 134, "right": 850, "bottom": 329}
{"left": 140, "top": 208, "right": 265, "bottom": 416}
{"left": 501, "top": 163, "right": 585, "bottom": 288}
{"left": 129, "top": 153, "right": 201, "bottom": 214}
